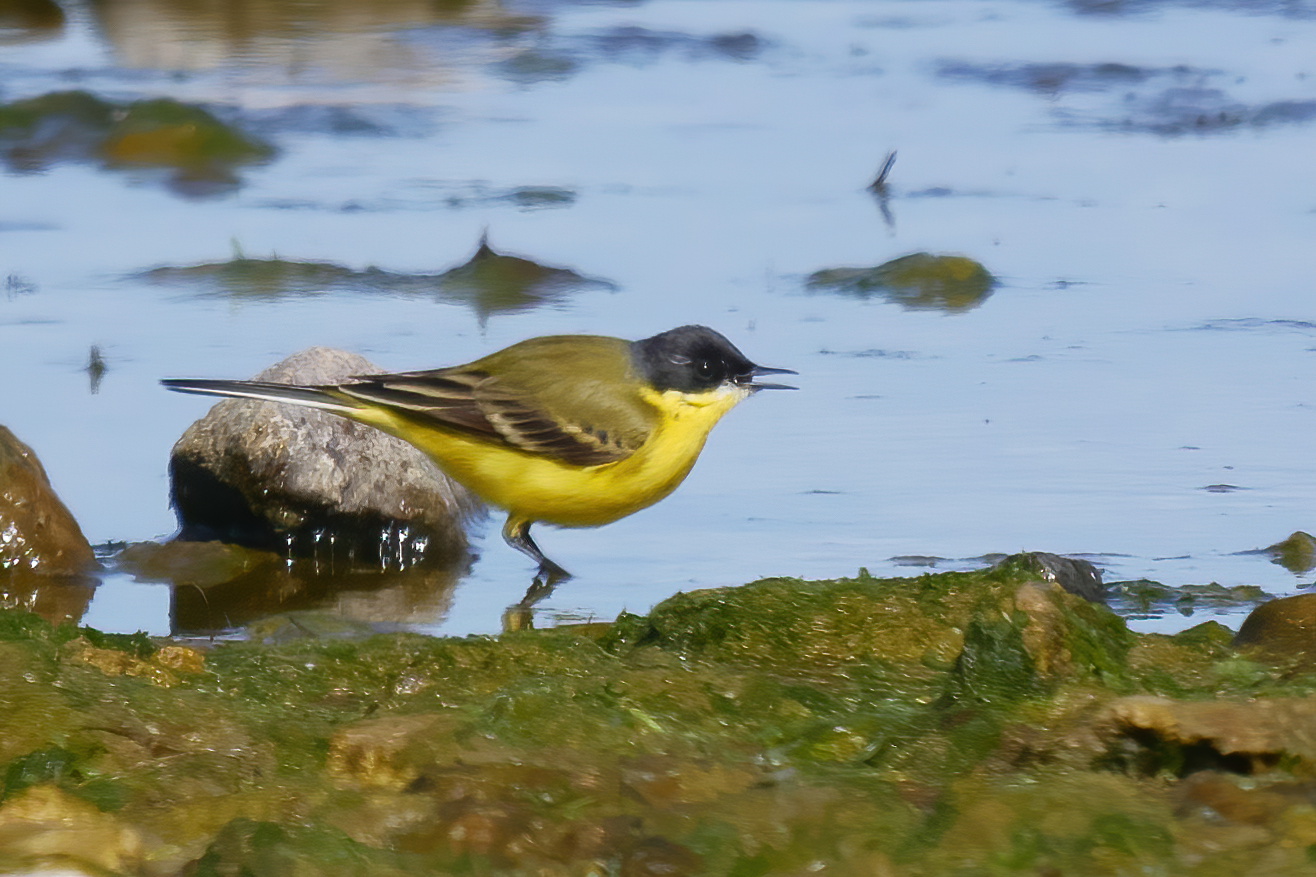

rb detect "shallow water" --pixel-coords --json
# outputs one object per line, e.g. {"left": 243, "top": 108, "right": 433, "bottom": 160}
{"left": 3, "top": 0, "right": 1314, "bottom": 638}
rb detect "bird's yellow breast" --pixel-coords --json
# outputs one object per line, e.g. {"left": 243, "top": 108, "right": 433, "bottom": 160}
{"left": 356, "top": 385, "right": 749, "bottom": 528}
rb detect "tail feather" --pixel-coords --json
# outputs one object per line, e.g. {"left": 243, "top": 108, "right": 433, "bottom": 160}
{"left": 160, "top": 379, "right": 362, "bottom": 415}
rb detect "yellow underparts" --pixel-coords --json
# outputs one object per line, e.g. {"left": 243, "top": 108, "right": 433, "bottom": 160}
{"left": 352, "top": 385, "right": 750, "bottom": 528}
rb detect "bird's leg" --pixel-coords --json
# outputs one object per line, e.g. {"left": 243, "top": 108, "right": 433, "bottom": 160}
{"left": 502, "top": 517, "right": 572, "bottom": 598}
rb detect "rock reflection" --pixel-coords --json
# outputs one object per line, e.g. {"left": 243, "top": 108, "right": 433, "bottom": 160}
{"left": 114, "top": 540, "right": 462, "bottom": 635}
{"left": 0, "top": 0, "right": 64, "bottom": 40}
{"left": 1, "top": 573, "right": 95, "bottom": 627}
{"left": 85, "top": 0, "right": 537, "bottom": 79}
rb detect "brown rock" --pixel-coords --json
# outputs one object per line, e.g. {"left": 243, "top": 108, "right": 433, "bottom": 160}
{"left": 620, "top": 755, "right": 758, "bottom": 807}
{"left": 1177, "top": 772, "right": 1308, "bottom": 826}
{"left": 168, "top": 347, "right": 480, "bottom": 570}
{"left": 1101, "top": 695, "right": 1316, "bottom": 772}
{"left": 1013, "top": 581, "right": 1074, "bottom": 677}
{"left": 61, "top": 637, "right": 204, "bottom": 687}
{"left": 0, "top": 425, "right": 96, "bottom": 576}
{"left": 0, "top": 784, "right": 144, "bottom": 874}
{"left": 621, "top": 836, "right": 704, "bottom": 877}
{"left": 327, "top": 713, "right": 455, "bottom": 789}
{"left": 1234, "top": 594, "right": 1316, "bottom": 659}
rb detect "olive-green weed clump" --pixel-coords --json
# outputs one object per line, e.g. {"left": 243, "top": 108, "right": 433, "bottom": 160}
{"left": 1, "top": 563, "right": 1315, "bottom": 875}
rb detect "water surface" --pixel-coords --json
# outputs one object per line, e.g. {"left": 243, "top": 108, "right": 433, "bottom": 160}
{"left": 3, "top": 0, "right": 1314, "bottom": 637}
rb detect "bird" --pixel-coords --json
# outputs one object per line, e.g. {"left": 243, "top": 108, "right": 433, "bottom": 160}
{"left": 162, "top": 325, "right": 795, "bottom": 587}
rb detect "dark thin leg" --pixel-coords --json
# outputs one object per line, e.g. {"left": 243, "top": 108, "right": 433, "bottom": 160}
{"left": 502, "top": 517, "right": 571, "bottom": 606}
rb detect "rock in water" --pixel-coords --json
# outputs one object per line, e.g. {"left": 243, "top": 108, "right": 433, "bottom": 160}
{"left": 0, "top": 425, "right": 96, "bottom": 576}
{"left": 995, "top": 551, "right": 1107, "bottom": 604}
{"left": 168, "top": 347, "right": 480, "bottom": 569}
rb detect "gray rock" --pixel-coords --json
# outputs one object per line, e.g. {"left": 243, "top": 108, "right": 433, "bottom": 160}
{"left": 168, "top": 347, "right": 480, "bottom": 570}
{"left": 995, "top": 551, "right": 1107, "bottom": 604}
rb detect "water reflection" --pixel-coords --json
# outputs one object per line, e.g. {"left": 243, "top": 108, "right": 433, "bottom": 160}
{"left": 4, "top": 0, "right": 1315, "bottom": 641}
{"left": 85, "top": 0, "right": 537, "bottom": 78}
{"left": 85, "top": 345, "right": 107, "bottom": 394}
{"left": 0, "top": 0, "right": 64, "bottom": 40}
{"left": 0, "top": 573, "right": 95, "bottom": 626}
{"left": 113, "top": 540, "right": 463, "bottom": 634}
{"left": 168, "top": 563, "right": 461, "bottom": 635}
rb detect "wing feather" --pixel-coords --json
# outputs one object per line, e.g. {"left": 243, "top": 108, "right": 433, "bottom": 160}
{"left": 335, "top": 355, "right": 651, "bottom": 467}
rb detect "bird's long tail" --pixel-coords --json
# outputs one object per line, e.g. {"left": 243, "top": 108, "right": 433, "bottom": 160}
{"left": 160, "top": 379, "right": 364, "bottom": 415}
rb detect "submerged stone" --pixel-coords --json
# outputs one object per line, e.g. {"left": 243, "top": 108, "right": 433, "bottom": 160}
{"left": 168, "top": 347, "right": 479, "bottom": 572}
{"left": 433, "top": 235, "right": 616, "bottom": 325}
{"left": 143, "top": 256, "right": 401, "bottom": 299}
{"left": 0, "top": 90, "right": 273, "bottom": 194}
{"left": 806, "top": 252, "right": 996, "bottom": 312}
{"left": 141, "top": 235, "right": 613, "bottom": 322}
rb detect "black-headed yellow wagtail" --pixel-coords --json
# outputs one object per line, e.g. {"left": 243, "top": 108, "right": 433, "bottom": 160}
{"left": 163, "top": 325, "right": 794, "bottom": 583}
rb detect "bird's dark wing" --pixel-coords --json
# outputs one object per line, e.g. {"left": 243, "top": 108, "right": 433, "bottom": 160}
{"left": 334, "top": 366, "right": 651, "bottom": 467}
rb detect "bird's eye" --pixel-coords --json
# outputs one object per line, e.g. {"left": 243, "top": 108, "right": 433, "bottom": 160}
{"left": 695, "top": 360, "right": 715, "bottom": 378}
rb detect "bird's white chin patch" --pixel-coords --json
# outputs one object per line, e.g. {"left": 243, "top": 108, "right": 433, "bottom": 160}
{"left": 659, "top": 384, "right": 749, "bottom": 409}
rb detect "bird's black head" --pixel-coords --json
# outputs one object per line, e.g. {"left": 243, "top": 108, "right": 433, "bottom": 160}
{"left": 631, "top": 325, "right": 796, "bottom": 394}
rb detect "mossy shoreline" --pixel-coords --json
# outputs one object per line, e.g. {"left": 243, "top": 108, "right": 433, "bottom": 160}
{"left": 2, "top": 561, "right": 1315, "bottom": 875}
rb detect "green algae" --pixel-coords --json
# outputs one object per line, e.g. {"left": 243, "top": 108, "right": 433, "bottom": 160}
{"left": 4, "top": 564, "right": 1316, "bottom": 873}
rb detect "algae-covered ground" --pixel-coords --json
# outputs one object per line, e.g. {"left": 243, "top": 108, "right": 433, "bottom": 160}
{"left": 3, "top": 559, "right": 1316, "bottom": 875}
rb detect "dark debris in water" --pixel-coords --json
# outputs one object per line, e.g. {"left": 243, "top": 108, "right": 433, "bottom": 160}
{"left": 440, "top": 183, "right": 578, "bottom": 211}
{"left": 1059, "top": 0, "right": 1316, "bottom": 19}
{"left": 936, "top": 60, "right": 1170, "bottom": 95}
{"left": 1104, "top": 88, "right": 1316, "bottom": 136}
{"left": 492, "top": 26, "right": 767, "bottom": 85}
{"left": 937, "top": 60, "right": 1316, "bottom": 136}
{"left": 1191, "top": 318, "right": 1316, "bottom": 334}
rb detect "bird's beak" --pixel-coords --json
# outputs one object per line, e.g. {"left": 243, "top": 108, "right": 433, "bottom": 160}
{"left": 739, "top": 364, "right": 797, "bottom": 391}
